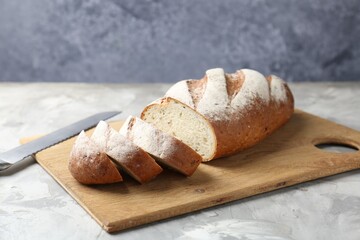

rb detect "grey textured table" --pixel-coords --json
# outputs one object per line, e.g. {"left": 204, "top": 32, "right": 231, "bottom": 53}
{"left": 1, "top": 82, "right": 359, "bottom": 240}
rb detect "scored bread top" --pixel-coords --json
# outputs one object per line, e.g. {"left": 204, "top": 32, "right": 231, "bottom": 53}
{"left": 166, "top": 68, "right": 288, "bottom": 116}
{"left": 143, "top": 68, "right": 294, "bottom": 160}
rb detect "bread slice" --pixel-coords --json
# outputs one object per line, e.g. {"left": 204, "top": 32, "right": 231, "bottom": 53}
{"left": 119, "top": 116, "right": 203, "bottom": 176}
{"left": 141, "top": 97, "right": 217, "bottom": 161}
{"left": 91, "top": 121, "right": 162, "bottom": 183}
{"left": 68, "top": 131, "right": 123, "bottom": 184}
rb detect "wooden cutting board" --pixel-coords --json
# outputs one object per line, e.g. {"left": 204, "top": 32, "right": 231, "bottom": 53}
{"left": 21, "top": 110, "right": 360, "bottom": 233}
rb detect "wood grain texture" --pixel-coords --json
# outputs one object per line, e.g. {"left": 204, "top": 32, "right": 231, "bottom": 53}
{"left": 21, "top": 110, "right": 360, "bottom": 232}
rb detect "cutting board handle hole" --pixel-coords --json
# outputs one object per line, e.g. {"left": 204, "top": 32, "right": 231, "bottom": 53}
{"left": 315, "top": 142, "right": 359, "bottom": 153}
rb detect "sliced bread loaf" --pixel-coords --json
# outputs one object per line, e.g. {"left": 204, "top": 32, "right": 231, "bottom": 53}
{"left": 68, "top": 131, "right": 123, "bottom": 184}
{"left": 141, "top": 68, "right": 294, "bottom": 161}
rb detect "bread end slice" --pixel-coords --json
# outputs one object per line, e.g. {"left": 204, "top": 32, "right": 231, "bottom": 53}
{"left": 68, "top": 131, "right": 123, "bottom": 184}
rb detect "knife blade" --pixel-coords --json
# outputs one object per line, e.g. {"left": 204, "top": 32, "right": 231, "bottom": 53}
{"left": 0, "top": 111, "right": 120, "bottom": 171}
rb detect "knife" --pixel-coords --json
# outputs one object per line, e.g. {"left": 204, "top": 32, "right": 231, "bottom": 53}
{"left": 0, "top": 111, "right": 120, "bottom": 171}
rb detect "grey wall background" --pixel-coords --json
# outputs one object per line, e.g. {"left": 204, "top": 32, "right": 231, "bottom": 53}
{"left": 0, "top": 0, "right": 359, "bottom": 83}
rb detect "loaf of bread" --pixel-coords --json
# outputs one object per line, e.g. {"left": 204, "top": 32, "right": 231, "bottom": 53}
{"left": 119, "top": 116, "right": 202, "bottom": 176}
{"left": 68, "top": 131, "right": 123, "bottom": 184}
{"left": 141, "top": 68, "right": 294, "bottom": 161}
{"left": 69, "top": 67, "right": 294, "bottom": 184}
{"left": 91, "top": 121, "right": 163, "bottom": 184}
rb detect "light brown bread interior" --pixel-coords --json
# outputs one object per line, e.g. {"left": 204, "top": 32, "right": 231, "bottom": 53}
{"left": 141, "top": 98, "right": 217, "bottom": 161}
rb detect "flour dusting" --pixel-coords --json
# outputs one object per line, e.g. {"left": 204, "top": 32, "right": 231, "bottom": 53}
{"left": 231, "top": 69, "right": 270, "bottom": 109}
{"left": 196, "top": 68, "right": 229, "bottom": 117}
{"left": 270, "top": 75, "right": 287, "bottom": 102}
{"left": 165, "top": 80, "right": 195, "bottom": 108}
